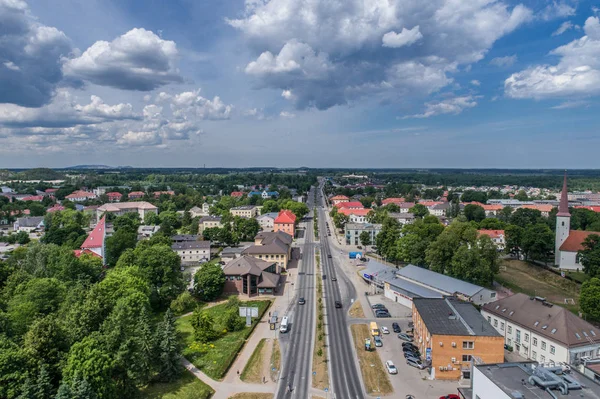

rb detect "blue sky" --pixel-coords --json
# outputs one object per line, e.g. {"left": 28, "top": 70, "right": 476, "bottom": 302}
{"left": 1, "top": 0, "right": 600, "bottom": 168}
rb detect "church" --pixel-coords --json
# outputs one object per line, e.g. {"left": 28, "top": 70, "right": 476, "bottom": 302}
{"left": 555, "top": 174, "right": 600, "bottom": 270}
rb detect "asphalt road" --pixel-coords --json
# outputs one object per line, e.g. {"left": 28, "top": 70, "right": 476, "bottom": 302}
{"left": 317, "top": 184, "right": 364, "bottom": 399}
{"left": 275, "top": 187, "right": 316, "bottom": 399}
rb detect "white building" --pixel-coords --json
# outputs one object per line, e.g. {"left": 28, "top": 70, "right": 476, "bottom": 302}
{"left": 14, "top": 216, "right": 44, "bottom": 233}
{"left": 171, "top": 241, "right": 211, "bottom": 264}
{"left": 230, "top": 205, "right": 260, "bottom": 218}
{"left": 482, "top": 293, "right": 600, "bottom": 366}
{"left": 96, "top": 201, "right": 158, "bottom": 222}
{"left": 257, "top": 212, "right": 278, "bottom": 229}
{"left": 478, "top": 229, "right": 506, "bottom": 250}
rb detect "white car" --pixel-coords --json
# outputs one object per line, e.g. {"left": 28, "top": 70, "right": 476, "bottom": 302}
{"left": 381, "top": 326, "right": 390, "bottom": 334}
{"left": 385, "top": 360, "right": 398, "bottom": 374}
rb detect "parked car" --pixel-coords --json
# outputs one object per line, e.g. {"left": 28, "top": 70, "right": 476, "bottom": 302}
{"left": 335, "top": 300, "right": 342, "bottom": 308}
{"left": 385, "top": 360, "right": 398, "bottom": 374}
{"left": 407, "top": 358, "right": 426, "bottom": 369}
{"left": 376, "top": 311, "right": 391, "bottom": 318}
{"left": 398, "top": 333, "right": 413, "bottom": 342}
{"left": 357, "top": 246, "right": 362, "bottom": 249}
{"left": 404, "top": 351, "right": 421, "bottom": 360}
{"left": 439, "top": 395, "right": 460, "bottom": 399}
{"left": 371, "top": 304, "right": 386, "bottom": 309}
{"left": 374, "top": 336, "right": 383, "bottom": 347}
{"left": 392, "top": 322, "right": 401, "bottom": 333}
{"left": 402, "top": 342, "right": 418, "bottom": 351}
{"left": 298, "top": 297, "right": 306, "bottom": 305}
{"left": 381, "top": 326, "right": 390, "bottom": 334}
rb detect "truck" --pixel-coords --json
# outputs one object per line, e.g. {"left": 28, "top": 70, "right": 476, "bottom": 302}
{"left": 349, "top": 251, "right": 363, "bottom": 259}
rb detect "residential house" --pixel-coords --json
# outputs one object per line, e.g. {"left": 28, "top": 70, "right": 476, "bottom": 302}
{"left": 171, "top": 234, "right": 199, "bottom": 243}
{"left": 128, "top": 191, "right": 145, "bottom": 200}
{"left": 330, "top": 195, "right": 350, "bottom": 206}
{"left": 65, "top": 190, "right": 97, "bottom": 202}
{"left": 429, "top": 202, "right": 450, "bottom": 217}
{"left": 14, "top": 216, "right": 44, "bottom": 233}
{"left": 46, "top": 204, "right": 65, "bottom": 213}
{"left": 398, "top": 202, "right": 416, "bottom": 213}
{"left": 521, "top": 204, "right": 554, "bottom": 217}
{"left": 230, "top": 191, "right": 245, "bottom": 198}
{"left": 344, "top": 223, "right": 381, "bottom": 245}
{"left": 249, "top": 190, "right": 279, "bottom": 199}
{"left": 198, "top": 216, "right": 223, "bottom": 235}
{"left": 221, "top": 246, "right": 247, "bottom": 262}
{"left": 93, "top": 186, "right": 131, "bottom": 196}
{"left": 412, "top": 297, "right": 504, "bottom": 380}
{"left": 96, "top": 201, "right": 158, "bottom": 222}
{"left": 481, "top": 293, "right": 600, "bottom": 366}
{"left": 153, "top": 191, "right": 175, "bottom": 198}
{"left": 21, "top": 195, "right": 44, "bottom": 202}
{"left": 242, "top": 231, "right": 292, "bottom": 270}
{"left": 222, "top": 255, "right": 281, "bottom": 296}
{"left": 189, "top": 204, "right": 210, "bottom": 218}
{"left": 335, "top": 201, "right": 364, "bottom": 210}
{"left": 171, "top": 241, "right": 211, "bottom": 264}
{"left": 381, "top": 197, "right": 405, "bottom": 206}
{"left": 45, "top": 188, "right": 58, "bottom": 194}
{"left": 137, "top": 225, "right": 160, "bottom": 239}
{"left": 388, "top": 212, "right": 416, "bottom": 225}
{"left": 257, "top": 212, "right": 279, "bottom": 229}
{"left": 105, "top": 192, "right": 123, "bottom": 202}
{"left": 274, "top": 210, "right": 296, "bottom": 236}
{"left": 338, "top": 208, "right": 371, "bottom": 223}
{"left": 74, "top": 216, "right": 106, "bottom": 262}
{"left": 230, "top": 205, "right": 260, "bottom": 218}
{"left": 478, "top": 229, "right": 506, "bottom": 250}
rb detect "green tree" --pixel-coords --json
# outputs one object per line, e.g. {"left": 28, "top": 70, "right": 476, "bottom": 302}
{"left": 521, "top": 223, "right": 554, "bottom": 263}
{"left": 581, "top": 278, "right": 600, "bottom": 321}
{"left": 375, "top": 217, "right": 401, "bottom": 261}
{"left": 0, "top": 335, "right": 28, "bottom": 399}
{"left": 194, "top": 262, "right": 225, "bottom": 301}
{"left": 425, "top": 221, "right": 477, "bottom": 274}
{"left": 224, "top": 307, "right": 245, "bottom": 332}
{"left": 155, "top": 309, "right": 181, "bottom": 382}
{"left": 359, "top": 231, "right": 371, "bottom": 247}
{"left": 55, "top": 374, "right": 97, "bottom": 399}
{"left": 498, "top": 206, "right": 513, "bottom": 223}
{"left": 478, "top": 218, "right": 506, "bottom": 230}
{"left": 190, "top": 310, "right": 218, "bottom": 343}
{"left": 144, "top": 212, "right": 160, "bottom": 226}
{"left": 505, "top": 225, "right": 524, "bottom": 258}
{"left": 23, "top": 315, "right": 69, "bottom": 381}
{"left": 463, "top": 204, "right": 486, "bottom": 222}
{"left": 460, "top": 191, "right": 487, "bottom": 203}
{"left": 579, "top": 234, "right": 600, "bottom": 277}
{"left": 104, "top": 227, "right": 137, "bottom": 267}
{"left": 261, "top": 200, "right": 280, "bottom": 214}
{"left": 409, "top": 204, "right": 429, "bottom": 218}
{"left": 332, "top": 212, "right": 349, "bottom": 229}
{"left": 514, "top": 190, "right": 529, "bottom": 201}
{"left": 510, "top": 208, "right": 543, "bottom": 228}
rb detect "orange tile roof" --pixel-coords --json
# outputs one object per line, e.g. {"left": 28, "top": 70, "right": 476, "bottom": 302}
{"left": 521, "top": 204, "right": 554, "bottom": 213}
{"left": 274, "top": 209, "right": 296, "bottom": 224}
{"left": 478, "top": 229, "right": 505, "bottom": 239}
{"left": 560, "top": 230, "right": 600, "bottom": 252}
{"left": 335, "top": 201, "right": 364, "bottom": 209}
{"left": 66, "top": 190, "right": 96, "bottom": 199}
{"left": 73, "top": 249, "right": 102, "bottom": 259}
{"left": 482, "top": 204, "right": 503, "bottom": 211}
{"left": 80, "top": 216, "right": 106, "bottom": 249}
{"left": 106, "top": 192, "right": 123, "bottom": 197}
{"left": 230, "top": 191, "right": 245, "bottom": 197}
{"left": 128, "top": 191, "right": 145, "bottom": 197}
{"left": 575, "top": 206, "right": 600, "bottom": 213}
{"left": 21, "top": 195, "right": 44, "bottom": 201}
{"left": 338, "top": 208, "right": 371, "bottom": 216}
{"left": 331, "top": 195, "right": 349, "bottom": 201}
{"left": 382, "top": 197, "right": 405, "bottom": 205}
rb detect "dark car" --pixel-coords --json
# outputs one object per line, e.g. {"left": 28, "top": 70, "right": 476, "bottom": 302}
{"left": 402, "top": 342, "right": 418, "bottom": 350}
{"left": 376, "top": 311, "right": 391, "bottom": 318}
{"left": 335, "top": 300, "right": 342, "bottom": 308}
{"left": 371, "top": 304, "right": 386, "bottom": 309}
{"left": 392, "top": 322, "right": 401, "bottom": 333}
{"left": 327, "top": 254, "right": 332, "bottom": 258}
{"left": 298, "top": 297, "right": 306, "bottom": 305}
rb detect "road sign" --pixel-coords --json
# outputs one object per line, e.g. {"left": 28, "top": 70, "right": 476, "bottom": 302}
{"left": 238, "top": 307, "right": 259, "bottom": 317}
{"left": 426, "top": 347, "right": 432, "bottom": 361}
{"left": 324, "top": 388, "right": 328, "bottom": 392}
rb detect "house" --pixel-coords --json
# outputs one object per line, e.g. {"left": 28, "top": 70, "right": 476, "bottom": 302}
{"left": 93, "top": 186, "right": 131, "bottom": 196}
{"left": 555, "top": 173, "right": 600, "bottom": 270}
{"left": 171, "top": 234, "right": 199, "bottom": 243}
{"left": 230, "top": 205, "right": 260, "bottom": 218}
{"left": 429, "top": 202, "right": 450, "bottom": 217}
{"left": 105, "top": 192, "right": 123, "bottom": 202}
{"left": 171, "top": 241, "right": 211, "bottom": 264}
{"left": 381, "top": 197, "right": 405, "bottom": 206}
{"left": 388, "top": 212, "right": 416, "bottom": 225}
{"left": 257, "top": 212, "right": 279, "bottom": 229}
{"left": 274, "top": 210, "right": 296, "bottom": 236}
{"left": 46, "top": 204, "right": 65, "bottom": 213}
{"left": 249, "top": 190, "right": 279, "bottom": 199}
{"left": 337, "top": 208, "right": 371, "bottom": 223}
{"left": 481, "top": 293, "right": 600, "bottom": 366}
{"left": 96, "top": 201, "right": 158, "bottom": 222}
{"left": 478, "top": 229, "right": 506, "bottom": 250}
{"left": 128, "top": 191, "right": 145, "bottom": 200}
{"left": 45, "top": 188, "right": 58, "bottom": 194}
{"left": 137, "top": 225, "right": 160, "bottom": 239}
{"left": 222, "top": 255, "right": 281, "bottom": 297}
{"left": 242, "top": 231, "right": 292, "bottom": 270}
{"left": 230, "top": 191, "right": 245, "bottom": 198}
{"left": 575, "top": 206, "right": 600, "bottom": 213}
{"left": 330, "top": 195, "right": 350, "bottom": 206}
{"left": 521, "top": 204, "right": 555, "bottom": 217}
{"left": 396, "top": 265, "right": 498, "bottom": 305}
{"left": 344, "top": 223, "right": 381, "bottom": 245}
{"left": 189, "top": 204, "right": 209, "bottom": 218}
{"left": 221, "top": 246, "right": 247, "bottom": 262}
{"left": 398, "top": 202, "right": 416, "bottom": 213}
{"left": 412, "top": 297, "right": 504, "bottom": 380}
{"left": 14, "top": 216, "right": 44, "bottom": 233}
{"left": 198, "top": 216, "right": 223, "bottom": 235}
{"left": 74, "top": 216, "right": 106, "bottom": 262}
{"left": 65, "top": 190, "right": 97, "bottom": 202}
{"left": 153, "top": 191, "right": 174, "bottom": 198}
{"left": 21, "top": 195, "right": 44, "bottom": 202}
{"left": 461, "top": 361, "right": 600, "bottom": 399}
{"left": 335, "top": 201, "right": 364, "bottom": 210}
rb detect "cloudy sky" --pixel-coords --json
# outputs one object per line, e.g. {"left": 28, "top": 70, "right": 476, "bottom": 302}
{"left": 1, "top": 0, "right": 600, "bottom": 168}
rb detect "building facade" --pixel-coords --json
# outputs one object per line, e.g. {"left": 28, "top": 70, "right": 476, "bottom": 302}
{"left": 171, "top": 241, "right": 211, "bottom": 263}
{"left": 230, "top": 205, "right": 260, "bottom": 218}
{"left": 242, "top": 231, "right": 292, "bottom": 270}
{"left": 97, "top": 202, "right": 158, "bottom": 222}
{"left": 273, "top": 209, "right": 296, "bottom": 236}
{"left": 345, "top": 223, "right": 381, "bottom": 245}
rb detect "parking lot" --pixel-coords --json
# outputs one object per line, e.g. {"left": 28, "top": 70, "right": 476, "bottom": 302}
{"left": 365, "top": 292, "right": 413, "bottom": 319}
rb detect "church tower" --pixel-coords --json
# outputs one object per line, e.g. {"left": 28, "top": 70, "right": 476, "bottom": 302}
{"left": 555, "top": 172, "right": 571, "bottom": 266}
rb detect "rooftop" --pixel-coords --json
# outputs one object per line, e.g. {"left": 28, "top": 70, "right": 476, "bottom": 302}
{"left": 171, "top": 234, "right": 199, "bottom": 242}
{"left": 274, "top": 209, "right": 296, "bottom": 224}
{"left": 560, "top": 230, "right": 600, "bottom": 252}
{"left": 16, "top": 216, "right": 44, "bottom": 227}
{"left": 345, "top": 223, "right": 382, "bottom": 230}
{"left": 171, "top": 241, "right": 211, "bottom": 250}
{"left": 231, "top": 205, "right": 258, "bottom": 210}
{"left": 222, "top": 255, "right": 276, "bottom": 277}
{"left": 81, "top": 216, "right": 106, "bottom": 249}
{"left": 98, "top": 201, "right": 158, "bottom": 211}
{"left": 413, "top": 297, "right": 501, "bottom": 337}
{"left": 397, "top": 264, "right": 487, "bottom": 297}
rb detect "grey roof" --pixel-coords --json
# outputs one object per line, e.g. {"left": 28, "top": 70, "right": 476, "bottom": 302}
{"left": 171, "top": 234, "right": 199, "bottom": 242}
{"left": 255, "top": 231, "right": 293, "bottom": 245}
{"left": 223, "top": 255, "right": 275, "bottom": 277}
{"left": 413, "top": 297, "right": 501, "bottom": 337}
{"left": 231, "top": 205, "right": 258, "bottom": 210}
{"left": 482, "top": 293, "right": 600, "bottom": 348}
{"left": 475, "top": 362, "right": 600, "bottom": 399}
{"left": 221, "top": 246, "right": 246, "bottom": 255}
{"left": 257, "top": 212, "right": 279, "bottom": 220}
{"left": 16, "top": 216, "right": 44, "bottom": 228}
{"left": 243, "top": 240, "right": 289, "bottom": 255}
{"left": 388, "top": 212, "right": 416, "bottom": 220}
{"left": 171, "top": 241, "right": 211, "bottom": 250}
{"left": 345, "top": 223, "right": 382, "bottom": 231}
{"left": 431, "top": 202, "right": 450, "bottom": 210}
{"left": 257, "top": 271, "right": 280, "bottom": 288}
{"left": 387, "top": 277, "right": 444, "bottom": 299}
{"left": 360, "top": 260, "right": 397, "bottom": 285}
{"left": 199, "top": 216, "right": 221, "bottom": 223}
{"left": 397, "top": 265, "right": 486, "bottom": 298}
{"left": 189, "top": 206, "right": 202, "bottom": 213}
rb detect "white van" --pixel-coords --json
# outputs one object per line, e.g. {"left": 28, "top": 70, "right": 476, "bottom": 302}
{"left": 280, "top": 316, "right": 289, "bottom": 333}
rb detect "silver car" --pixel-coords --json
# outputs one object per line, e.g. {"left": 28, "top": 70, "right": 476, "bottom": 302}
{"left": 406, "top": 358, "right": 426, "bottom": 369}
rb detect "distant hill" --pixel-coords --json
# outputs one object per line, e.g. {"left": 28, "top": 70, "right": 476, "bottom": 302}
{"left": 67, "top": 165, "right": 116, "bottom": 170}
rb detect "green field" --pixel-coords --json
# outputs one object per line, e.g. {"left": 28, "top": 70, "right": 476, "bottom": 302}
{"left": 177, "top": 300, "right": 271, "bottom": 380}
{"left": 141, "top": 370, "right": 214, "bottom": 399}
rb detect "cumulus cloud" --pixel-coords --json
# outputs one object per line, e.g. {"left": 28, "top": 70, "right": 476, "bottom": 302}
{"left": 229, "top": 0, "right": 531, "bottom": 110}
{"left": 157, "top": 89, "right": 233, "bottom": 120}
{"left": 382, "top": 26, "right": 423, "bottom": 48}
{"left": 407, "top": 95, "right": 479, "bottom": 118}
{"left": 0, "top": 0, "right": 72, "bottom": 107}
{"left": 552, "top": 21, "right": 578, "bottom": 36}
{"left": 63, "top": 28, "right": 183, "bottom": 91}
{"left": 117, "top": 130, "right": 162, "bottom": 146}
{"left": 470, "top": 80, "right": 481, "bottom": 86}
{"left": 505, "top": 16, "right": 600, "bottom": 99}
{"left": 489, "top": 55, "right": 517, "bottom": 67}
{"left": 539, "top": 1, "right": 576, "bottom": 21}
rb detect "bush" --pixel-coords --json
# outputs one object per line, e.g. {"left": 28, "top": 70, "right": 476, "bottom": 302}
{"left": 224, "top": 308, "right": 245, "bottom": 332}
{"left": 170, "top": 291, "right": 198, "bottom": 315}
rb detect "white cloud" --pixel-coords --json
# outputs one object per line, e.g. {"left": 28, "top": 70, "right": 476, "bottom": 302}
{"left": 552, "top": 21, "right": 578, "bottom": 36}
{"left": 539, "top": 1, "right": 576, "bottom": 21}
{"left": 245, "top": 40, "right": 332, "bottom": 77}
{"left": 470, "top": 79, "right": 481, "bottom": 86}
{"left": 158, "top": 89, "right": 233, "bottom": 120}
{"left": 117, "top": 130, "right": 162, "bottom": 146}
{"left": 63, "top": 28, "right": 182, "bottom": 91}
{"left": 382, "top": 26, "right": 423, "bottom": 48}
{"left": 551, "top": 100, "right": 589, "bottom": 109}
{"left": 279, "top": 111, "right": 296, "bottom": 118}
{"left": 281, "top": 90, "right": 295, "bottom": 100}
{"left": 489, "top": 55, "right": 517, "bottom": 67}
{"left": 407, "top": 95, "right": 479, "bottom": 118}
{"left": 75, "top": 95, "right": 137, "bottom": 120}
{"left": 505, "top": 16, "right": 600, "bottom": 99}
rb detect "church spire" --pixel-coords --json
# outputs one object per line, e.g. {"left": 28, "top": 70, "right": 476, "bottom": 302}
{"left": 557, "top": 171, "right": 570, "bottom": 217}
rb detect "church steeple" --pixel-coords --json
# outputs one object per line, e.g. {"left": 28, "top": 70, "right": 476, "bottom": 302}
{"left": 557, "top": 171, "right": 570, "bottom": 217}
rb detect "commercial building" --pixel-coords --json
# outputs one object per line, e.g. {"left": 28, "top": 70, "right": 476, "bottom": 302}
{"left": 345, "top": 223, "right": 381, "bottom": 245}
{"left": 171, "top": 241, "right": 211, "bottom": 264}
{"left": 412, "top": 297, "right": 504, "bottom": 380}
{"left": 222, "top": 255, "right": 280, "bottom": 297}
{"left": 242, "top": 231, "right": 292, "bottom": 270}
{"left": 96, "top": 201, "right": 158, "bottom": 222}
{"left": 481, "top": 293, "right": 600, "bottom": 366}
{"left": 273, "top": 209, "right": 296, "bottom": 236}
{"left": 230, "top": 205, "right": 260, "bottom": 218}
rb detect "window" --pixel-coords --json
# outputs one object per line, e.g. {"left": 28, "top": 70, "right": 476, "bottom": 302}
{"left": 525, "top": 333, "right": 529, "bottom": 342}
{"left": 541, "top": 341, "right": 547, "bottom": 350}
{"left": 501, "top": 322, "right": 505, "bottom": 331}
{"left": 550, "top": 345, "right": 555, "bottom": 354}
{"left": 487, "top": 316, "right": 491, "bottom": 323}
{"left": 491, "top": 293, "right": 496, "bottom": 298}
{"left": 516, "top": 330, "right": 521, "bottom": 343}
{"left": 463, "top": 341, "right": 474, "bottom": 350}
{"left": 462, "top": 355, "right": 473, "bottom": 362}
{"left": 508, "top": 326, "right": 512, "bottom": 334}
{"left": 540, "top": 355, "right": 545, "bottom": 363}
{"left": 532, "top": 351, "right": 537, "bottom": 360}
{"left": 533, "top": 337, "right": 538, "bottom": 346}
{"left": 494, "top": 319, "right": 498, "bottom": 327}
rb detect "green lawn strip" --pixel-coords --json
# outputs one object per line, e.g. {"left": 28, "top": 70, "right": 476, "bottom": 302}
{"left": 270, "top": 339, "right": 281, "bottom": 382}
{"left": 177, "top": 300, "right": 271, "bottom": 380}
{"left": 141, "top": 369, "right": 214, "bottom": 399}
{"left": 241, "top": 338, "right": 267, "bottom": 382}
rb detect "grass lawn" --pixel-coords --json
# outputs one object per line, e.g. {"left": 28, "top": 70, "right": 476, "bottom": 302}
{"left": 177, "top": 300, "right": 271, "bottom": 381}
{"left": 141, "top": 369, "right": 214, "bottom": 399}
{"left": 241, "top": 338, "right": 267, "bottom": 383}
{"left": 270, "top": 339, "right": 281, "bottom": 383}
{"left": 227, "top": 394, "right": 273, "bottom": 399}
{"left": 350, "top": 324, "right": 393, "bottom": 396}
{"left": 497, "top": 259, "right": 581, "bottom": 313}
{"left": 565, "top": 270, "right": 590, "bottom": 284}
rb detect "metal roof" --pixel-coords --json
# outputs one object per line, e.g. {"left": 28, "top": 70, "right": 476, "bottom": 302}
{"left": 387, "top": 277, "right": 444, "bottom": 299}
{"left": 397, "top": 264, "right": 485, "bottom": 297}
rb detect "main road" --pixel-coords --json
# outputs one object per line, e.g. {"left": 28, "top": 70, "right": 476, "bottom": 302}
{"left": 317, "top": 182, "right": 364, "bottom": 399}
{"left": 275, "top": 186, "right": 317, "bottom": 399}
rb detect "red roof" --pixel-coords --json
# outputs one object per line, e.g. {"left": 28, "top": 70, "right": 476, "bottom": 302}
{"left": 382, "top": 198, "right": 405, "bottom": 205}
{"left": 338, "top": 208, "right": 371, "bottom": 216}
{"left": 73, "top": 249, "right": 102, "bottom": 259}
{"left": 274, "top": 210, "right": 297, "bottom": 224}
{"left": 80, "top": 216, "right": 106, "bottom": 249}
{"left": 231, "top": 191, "right": 245, "bottom": 197}
{"left": 21, "top": 195, "right": 44, "bottom": 202}
{"left": 478, "top": 229, "right": 505, "bottom": 239}
{"left": 66, "top": 190, "right": 95, "bottom": 199}
{"left": 45, "top": 188, "right": 58, "bottom": 193}
{"left": 335, "top": 201, "right": 364, "bottom": 209}
{"left": 154, "top": 191, "right": 175, "bottom": 197}
{"left": 575, "top": 206, "right": 600, "bottom": 213}
{"left": 47, "top": 204, "right": 65, "bottom": 212}
{"left": 128, "top": 191, "right": 145, "bottom": 197}
{"left": 521, "top": 204, "right": 554, "bottom": 213}
{"left": 106, "top": 192, "right": 123, "bottom": 198}
{"left": 330, "top": 195, "right": 349, "bottom": 201}
{"left": 560, "top": 230, "right": 600, "bottom": 252}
